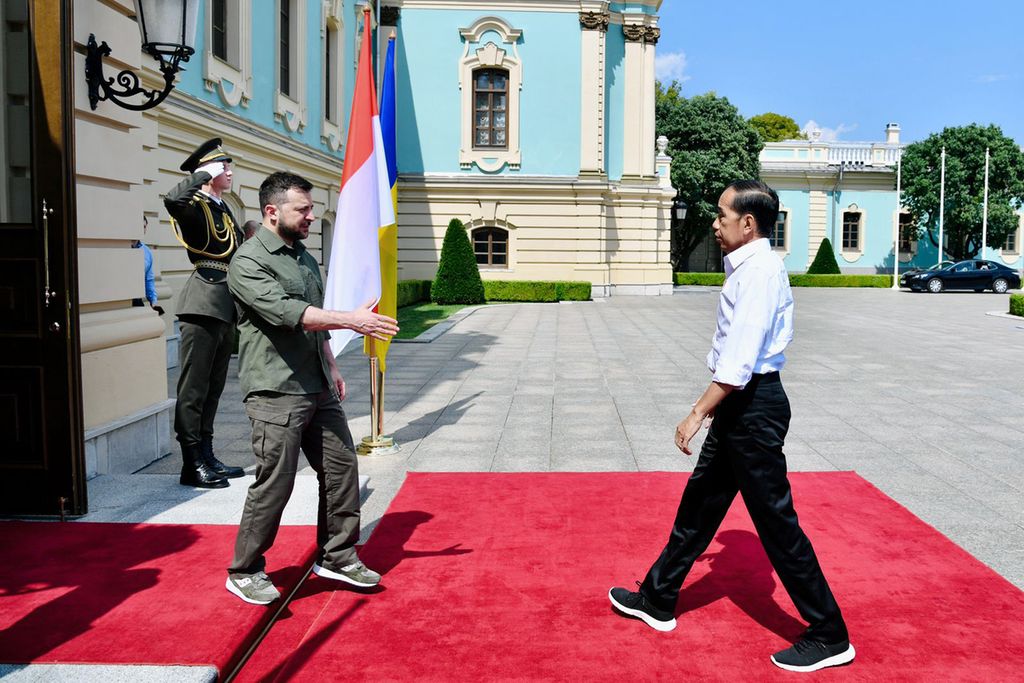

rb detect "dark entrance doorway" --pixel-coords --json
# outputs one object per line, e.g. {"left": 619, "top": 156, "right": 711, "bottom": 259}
{"left": 0, "top": 1, "right": 85, "bottom": 516}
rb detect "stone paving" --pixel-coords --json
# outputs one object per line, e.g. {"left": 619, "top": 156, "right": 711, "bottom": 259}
{"left": 123, "top": 288, "right": 1024, "bottom": 588}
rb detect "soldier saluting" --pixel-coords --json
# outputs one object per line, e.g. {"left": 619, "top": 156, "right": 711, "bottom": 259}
{"left": 164, "top": 138, "right": 246, "bottom": 488}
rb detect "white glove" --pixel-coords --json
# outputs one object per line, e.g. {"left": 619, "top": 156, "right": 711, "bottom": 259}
{"left": 196, "top": 161, "right": 225, "bottom": 179}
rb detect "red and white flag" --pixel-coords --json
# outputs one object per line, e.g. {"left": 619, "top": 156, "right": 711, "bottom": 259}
{"left": 324, "top": 9, "right": 395, "bottom": 357}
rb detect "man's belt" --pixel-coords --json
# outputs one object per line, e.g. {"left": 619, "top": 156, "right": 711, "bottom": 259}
{"left": 194, "top": 259, "right": 229, "bottom": 272}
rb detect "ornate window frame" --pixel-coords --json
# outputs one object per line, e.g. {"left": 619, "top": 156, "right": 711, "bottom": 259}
{"left": 1000, "top": 214, "right": 1022, "bottom": 264}
{"left": 770, "top": 208, "right": 790, "bottom": 256}
{"left": 275, "top": 0, "right": 308, "bottom": 133}
{"left": 471, "top": 225, "right": 510, "bottom": 268}
{"left": 320, "top": 0, "right": 344, "bottom": 151}
{"left": 896, "top": 210, "right": 917, "bottom": 263}
{"left": 466, "top": 218, "right": 516, "bottom": 271}
{"left": 203, "top": 0, "right": 252, "bottom": 108}
{"left": 840, "top": 204, "right": 865, "bottom": 261}
{"left": 458, "top": 16, "right": 522, "bottom": 172}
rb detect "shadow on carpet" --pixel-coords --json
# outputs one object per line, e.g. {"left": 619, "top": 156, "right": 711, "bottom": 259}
{"left": 236, "top": 472, "right": 1024, "bottom": 682}
{"left": 0, "top": 522, "right": 316, "bottom": 677}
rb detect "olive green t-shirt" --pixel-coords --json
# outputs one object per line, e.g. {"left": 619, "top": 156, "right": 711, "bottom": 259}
{"left": 227, "top": 227, "right": 332, "bottom": 399}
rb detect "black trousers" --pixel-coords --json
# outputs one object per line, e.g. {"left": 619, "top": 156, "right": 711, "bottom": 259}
{"left": 640, "top": 373, "right": 848, "bottom": 643}
{"left": 175, "top": 315, "right": 234, "bottom": 449}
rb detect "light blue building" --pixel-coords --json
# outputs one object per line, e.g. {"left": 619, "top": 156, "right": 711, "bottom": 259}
{"left": 760, "top": 124, "right": 1023, "bottom": 274}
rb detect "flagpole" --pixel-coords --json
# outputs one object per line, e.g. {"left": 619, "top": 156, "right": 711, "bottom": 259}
{"left": 892, "top": 147, "right": 902, "bottom": 290}
{"left": 938, "top": 146, "right": 946, "bottom": 265}
{"left": 357, "top": 337, "right": 397, "bottom": 455}
{"left": 981, "top": 147, "right": 990, "bottom": 260}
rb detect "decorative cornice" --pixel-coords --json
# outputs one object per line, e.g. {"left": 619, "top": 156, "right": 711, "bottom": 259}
{"left": 622, "top": 23, "right": 645, "bottom": 42}
{"left": 381, "top": 7, "right": 400, "bottom": 26}
{"left": 579, "top": 11, "right": 610, "bottom": 32}
{"left": 643, "top": 26, "right": 660, "bottom": 44}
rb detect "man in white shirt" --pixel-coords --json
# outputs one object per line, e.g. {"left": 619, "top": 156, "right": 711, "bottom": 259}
{"left": 609, "top": 181, "right": 854, "bottom": 673}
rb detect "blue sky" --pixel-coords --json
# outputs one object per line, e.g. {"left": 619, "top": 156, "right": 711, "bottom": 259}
{"left": 655, "top": 0, "right": 1024, "bottom": 144}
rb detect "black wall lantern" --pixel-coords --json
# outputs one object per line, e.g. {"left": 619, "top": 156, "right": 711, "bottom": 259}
{"left": 673, "top": 195, "right": 688, "bottom": 222}
{"left": 85, "top": 0, "right": 199, "bottom": 111}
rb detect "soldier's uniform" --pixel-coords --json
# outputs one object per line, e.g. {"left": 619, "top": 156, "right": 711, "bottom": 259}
{"left": 164, "top": 138, "right": 245, "bottom": 488}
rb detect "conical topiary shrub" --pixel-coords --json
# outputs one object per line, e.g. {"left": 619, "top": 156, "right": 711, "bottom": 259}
{"left": 431, "top": 218, "right": 486, "bottom": 304}
{"left": 807, "top": 238, "right": 841, "bottom": 274}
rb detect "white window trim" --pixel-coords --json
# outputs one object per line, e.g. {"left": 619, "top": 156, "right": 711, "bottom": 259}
{"left": 275, "top": 0, "right": 308, "bottom": 133}
{"left": 999, "top": 215, "right": 1022, "bottom": 264}
{"left": 466, "top": 218, "right": 516, "bottom": 271}
{"left": 320, "top": 1, "right": 344, "bottom": 151}
{"left": 840, "top": 204, "right": 865, "bottom": 262}
{"left": 895, "top": 209, "right": 917, "bottom": 263}
{"left": 771, "top": 206, "right": 790, "bottom": 256}
{"left": 203, "top": 0, "right": 252, "bottom": 108}
{"left": 459, "top": 16, "right": 523, "bottom": 172}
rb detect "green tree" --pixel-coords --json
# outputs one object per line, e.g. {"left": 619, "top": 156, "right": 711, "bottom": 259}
{"left": 431, "top": 218, "right": 485, "bottom": 305}
{"left": 749, "top": 112, "right": 806, "bottom": 143}
{"left": 807, "top": 238, "right": 841, "bottom": 274}
{"left": 656, "top": 83, "right": 764, "bottom": 269}
{"left": 900, "top": 124, "right": 1024, "bottom": 261}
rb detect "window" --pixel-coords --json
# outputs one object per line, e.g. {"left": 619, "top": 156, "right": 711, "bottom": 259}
{"left": 473, "top": 69, "right": 508, "bottom": 149}
{"left": 279, "top": 1, "right": 291, "bottom": 96}
{"left": 842, "top": 211, "right": 861, "bottom": 250}
{"left": 203, "top": 0, "right": 251, "bottom": 107}
{"left": 324, "top": 25, "right": 336, "bottom": 122}
{"left": 273, "top": 0, "right": 306, "bottom": 132}
{"left": 212, "top": 0, "right": 227, "bottom": 60}
{"left": 770, "top": 211, "right": 786, "bottom": 249}
{"left": 898, "top": 212, "right": 915, "bottom": 252}
{"left": 1003, "top": 228, "right": 1019, "bottom": 252}
{"left": 458, "top": 16, "right": 523, "bottom": 171}
{"left": 472, "top": 227, "right": 508, "bottom": 267}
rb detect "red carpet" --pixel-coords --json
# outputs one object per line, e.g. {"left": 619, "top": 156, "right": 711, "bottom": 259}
{"left": 0, "top": 522, "right": 316, "bottom": 676}
{"left": 237, "top": 472, "right": 1024, "bottom": 682}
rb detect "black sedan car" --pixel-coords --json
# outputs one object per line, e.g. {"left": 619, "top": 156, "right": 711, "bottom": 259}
{"left": 900, "top": 259, "right": 1021, "bottom": 293}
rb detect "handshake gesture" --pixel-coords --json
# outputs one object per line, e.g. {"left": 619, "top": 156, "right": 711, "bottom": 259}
{"left": 300, "top": 297, "right": 399, "bottom": 341}
{"left": 349, "top": 298, "right": 400, "bottom": 341}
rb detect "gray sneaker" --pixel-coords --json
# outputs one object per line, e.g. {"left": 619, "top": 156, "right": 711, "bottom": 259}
{"left": 225, "top": 571, "right": 281, "bottom": 605}
{"left": 312, "top": 560, "right": 381, "bottom": 588}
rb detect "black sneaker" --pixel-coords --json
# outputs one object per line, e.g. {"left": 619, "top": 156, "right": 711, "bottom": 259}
{"left": 771, "top": 638, "right": 856, "bottom": 672}
{"left": 608, "top": 584, "right": 676, "bottom": 632}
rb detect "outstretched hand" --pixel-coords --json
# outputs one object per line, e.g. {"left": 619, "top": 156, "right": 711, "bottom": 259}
{"left": 351, "top": 298, "right": 399, "bottom": 341}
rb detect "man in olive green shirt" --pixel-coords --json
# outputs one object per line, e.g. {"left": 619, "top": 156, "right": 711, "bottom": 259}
{"left": 225, "top": 172, "right": 398, "bottom": 605}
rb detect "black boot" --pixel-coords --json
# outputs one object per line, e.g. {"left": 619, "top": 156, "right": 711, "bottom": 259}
{"left": 201, "top": 435, "right": 244, "bottom": 479}
{"left": 180, "top": 443, "right": 229, "bottom": 488}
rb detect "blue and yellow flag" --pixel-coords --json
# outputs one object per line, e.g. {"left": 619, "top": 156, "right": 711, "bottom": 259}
{"left": 364, "top": 34, "right": 399, "bottom": 371}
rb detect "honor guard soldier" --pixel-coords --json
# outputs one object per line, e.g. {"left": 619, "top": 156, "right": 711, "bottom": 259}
{"left": 164, "top": 138, "right": 246, "bottom": 488}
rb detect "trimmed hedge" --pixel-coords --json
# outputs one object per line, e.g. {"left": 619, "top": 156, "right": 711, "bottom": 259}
{"left": 788, "top": 274, "right": 893, "bottom": 288}
{"left": 431, "top": 218, "right": 486, "bottom": 304}
{"left": 674, "top": 273, "right": 894, "bottom": 288}
{"left": 675, "top": 273, "right": 726, "bottom": 286}
{"left": 484, "top": 280, "right": 591, "bottom": 302}
{"left": 1010, "top": 293, "right": 1024, "bottom": 317}
{"left": 397, "top": 279, "right": 432, "bottom": 308}
{"left": 807, "top": 238, "right": 842, "bottom": 274}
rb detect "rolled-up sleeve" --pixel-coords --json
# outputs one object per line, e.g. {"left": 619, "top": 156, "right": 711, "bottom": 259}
{"left": 228, "top": 255, "right": 310, "bottom": 329}
{"left": 712, "top": 270, "right": 775, "bottom": 389}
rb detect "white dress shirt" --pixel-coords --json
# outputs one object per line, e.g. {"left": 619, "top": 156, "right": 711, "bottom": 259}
{"left": 706, "top": 238, "right": 794, "bottom": 389}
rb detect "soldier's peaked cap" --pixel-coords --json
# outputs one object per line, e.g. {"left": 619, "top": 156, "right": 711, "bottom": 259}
{"left": 180, "top": 138, "right": 232, "bottom": 172}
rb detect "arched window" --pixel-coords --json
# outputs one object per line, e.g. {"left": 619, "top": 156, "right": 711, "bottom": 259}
{"left": 472, "top": 227, "right": 508, "bottom": 267}
{"left": 473, "top": 68, "right": 508, "bottom": 149}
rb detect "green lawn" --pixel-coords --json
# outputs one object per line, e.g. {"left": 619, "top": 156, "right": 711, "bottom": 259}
{"left": 395, "top": 302, "right": 467, "bottom": 339}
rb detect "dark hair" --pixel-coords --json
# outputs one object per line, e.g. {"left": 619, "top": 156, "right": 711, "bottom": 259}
{"left": 259, "top": 172, "right": 313, "bottom": 215}
{"left": 726, "top": 180, "right": 779, "bottom": 237}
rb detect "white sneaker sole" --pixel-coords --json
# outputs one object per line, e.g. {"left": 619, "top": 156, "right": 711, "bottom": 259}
{"left": 771, "top": 643, "right": 856, "bottom": 672}
{"left": 608, "top": 589, "right": 677, "bottom": 632}
{"left": 225, "top": 577, "right": 278, "bottom": 605}
{"left": 312, "top": 562, "right": 380, "bottom": 588}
